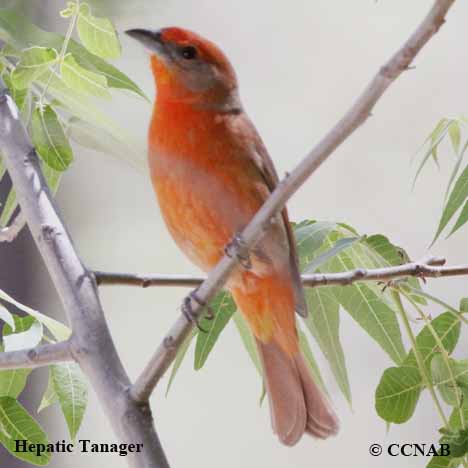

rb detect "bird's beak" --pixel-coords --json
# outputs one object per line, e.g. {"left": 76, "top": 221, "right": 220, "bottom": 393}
{"left": 125, "top": 28, "right": 166, "bottom": 55}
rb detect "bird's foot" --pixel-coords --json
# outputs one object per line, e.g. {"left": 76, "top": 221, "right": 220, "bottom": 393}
{"left": 224, "top": 233, "right": 252, "bottom": 270}
{"left": 181, "top": 290, "right": 213, "bottom": 333}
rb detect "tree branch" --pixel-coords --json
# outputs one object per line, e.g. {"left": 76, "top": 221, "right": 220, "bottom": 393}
{"left": 93, "top": 256, "right": 468, "bottom": 289}
{"left": 130, "top": 0, "right": 457, "bottom": 403}
{"left": 0, "top": 212, "right": 26, "bottom": 242}
{"left": 0, "top": 87, "right": 169, "bottom": 468}
{"left": 95, "top": 272, "right": 202, "bottom": 288}
{"left": 0, "top": 341, "right": 72, "bottom": 369}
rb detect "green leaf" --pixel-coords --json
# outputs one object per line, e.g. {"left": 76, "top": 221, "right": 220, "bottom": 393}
{"left": 0, "top": 186, "right": 18, "bottom": 228}
{"left": 433, "top": 164, "right": 468, "bottom": 243}
{"left": 0, "top": 316, "right": 42, "bottom": 398}
{"left": 3, "top": 316, "right": 43, "bottom": 352}
{"left": 0, "top": 363, "right": 30, "bottom": 399}
{"left": 0, "top": 397, "right": 51, "bottom": 465}
{"left": 432, "top": 354, "right": 462, "bottom": 406}
{"left": 346, "top": 233, "right": 400, "bottom": 271}
{"left": 404, "top": 312, "right": 461, "bottom": 373}
{"left": 51, "top": 362, "right": 88, "bottom": 440}
{"left": 232, "top": 312, "right": 265, "bottom": 402}
{"left": 166, "top": 330, "right": 196, "bottom": 396}
{"left": 0, "top": 161, "right": 62, "bottom": 231}
{"left": 449, "top": 200, "right": 468, "bottom": 236}
{"left": 360, "top": 233, "right": 427, "bottom": 306}
{"left": 429, "top": 358, "right": 468, "bottom": 392}
{"left": 448, "top": 394, "right": 468, "bottom": 430}
{"left": 41, "top": 161, "right": 62, "bottom": 195}
{"left": 452, "top": 359, "right": 468, "bottom": 388}
{"left": 232, "top": 311, "right": 262, "bottom": 376}
{"left": 428, "top": 397, "right": 468, "bottom": 468}
{"left": 460, "top": 299, "right": 468, "bottom": 314}
{"left": 0, "top": 305, "right": 14, "bottom": 330}
{"left": 36, "top": 73, "right": 145, "bottom": 168}
{"left": 406, "top": 287, "right": 461, "bottom": 318}
{"left": 413, "top": 119, "right": 451, "bottom": 187}
{"left": 346, "top": 230, "right": 429, "bottom": 306}
{"left": 304, "top": 236, "right": 362, "bottom": 273}
{"left": 336, "top": 282, "right": 406, "bottom": 363}
{"left": 449, "top": 121, "right": 461, "bottom": 154}
{"left": 77, "top": 3, "right": 121, "bottom": 59}
{"left": 303, "top": 287, "right": 351, "bottom": 403}
{"left": 3, "top": 73, "right": 28, "bottom": 115}
{"left": 0, "top": 287, "right": 71, "bottom": 341}
{"left": 0, "top": 8, "right": 145, "bottom": 98}
{"left": 294, "top": 221, "right": 336, "bottom": 270}
{"left": 330, "top": 232, "right": 407, "bottom": 361}
{"left": 445, "top": 139, "right": 468, "bottom": 203}
{"left": 67, "top": 39, "right": 144, "bottom": 98}
{"left": 363, "top": 234, "right": 404, "bottom": 266}
{"left": 38, "top": 369, "right": 58, "bottom": 412}
{"left": 1, "top": 43, "right": 20, "bottom": 57}
{"left": 441, "top": 429, "right": 468, "bottom": 459}
{"left": 345, "top": 233, "right": 416, "bottom": 306}
{"left": 298, "top": 329, "right": 327, "bottom": 395}
{"left": 194, "top": 292, "right": 236, "bottom": 370}
{"left": 375, "top": 311, "right": 463, "bottom": 425}
{"left": 427, "top": 455, "right": 460, "bottom": 468}
{"left": 61, "top": 53, "right": 111, "bottom": 98}
{"left": 302, "top": 228, "right": 406, "bottom": 364}
{"left": 11, "top": 46, "right": 58, "bottom": 89}
{"left": 66, "top": 116, "right": 140, "bottom": 162}
{"left": 32, "top": 104, "right": 73, "bottom": 171}
{"left": 375, "top": 366, "right": 422, "bottom": 423}
{"left": 0, "top": 156, "right": 6, "bottom": 183}
{"left": 405, "top": 279, "right": 428, "bottom": 306}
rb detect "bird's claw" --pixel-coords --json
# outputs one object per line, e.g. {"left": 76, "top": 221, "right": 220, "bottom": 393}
{"left": 224, "top": 233, "right": 252, "bottom": 270}
{"left": 181, "top": 290, "right": 213, "bottom": 333}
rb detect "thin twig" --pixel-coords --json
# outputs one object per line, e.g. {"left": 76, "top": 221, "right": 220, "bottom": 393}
{"left": 130, "top": 0, "right": 457, "bottom": 403}
{"left": 93, "top": 257, "right": 468, "bottom": 289}
{"left": 0, "top": 212, "right": 26, "bottom": 242}
{"left": 0, "top": 341, "right": 72, "bottom": 369}
{"left": 95, "top": 272, "right": 202, "bottom": 288}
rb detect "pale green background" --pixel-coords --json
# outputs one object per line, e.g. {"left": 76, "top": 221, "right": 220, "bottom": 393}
{"left": 15, "top": 1, "right": 468, "bottom": 467}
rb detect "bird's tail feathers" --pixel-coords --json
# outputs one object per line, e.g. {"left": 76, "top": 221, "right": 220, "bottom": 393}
{"left": 257, "top": 339, "right": 339, "bottom": 446}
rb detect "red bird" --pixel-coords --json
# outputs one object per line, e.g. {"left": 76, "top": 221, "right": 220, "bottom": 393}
{"left": 127, "top": 27, "right": 338, "bottom": 445}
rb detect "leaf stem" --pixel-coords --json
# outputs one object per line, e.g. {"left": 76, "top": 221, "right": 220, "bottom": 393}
{"left": 38, "top": 0, "right": 80, "bottom": 107}
{"left": 404, "top": 293, "right": 465, "bottom": 429}
{"left": 407, "top": 286, "right": 468, "bottom": 325}
{"left": 391, "top": 290, "right": 449, "bottom": 427}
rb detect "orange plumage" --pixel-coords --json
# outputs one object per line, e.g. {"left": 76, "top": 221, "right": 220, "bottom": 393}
{"left": 127, "top": 26, "right": 338, "bottom": 445}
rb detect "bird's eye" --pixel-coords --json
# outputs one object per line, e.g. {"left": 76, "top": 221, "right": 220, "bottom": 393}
{"left": 179, "top": 46, "right": 197, "bottom": 60}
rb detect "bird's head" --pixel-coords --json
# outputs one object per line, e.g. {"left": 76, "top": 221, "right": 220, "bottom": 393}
{"left": 126, "top": 27, "right": 239, "bottom": 109}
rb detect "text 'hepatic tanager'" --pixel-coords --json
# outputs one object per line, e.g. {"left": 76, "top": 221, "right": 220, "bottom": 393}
{"left": 126, "top": 26, "right": 339, "bottom": 446}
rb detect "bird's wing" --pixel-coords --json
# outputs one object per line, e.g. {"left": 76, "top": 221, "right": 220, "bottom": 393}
{"left": 230, "top": 112, "right": 308, "bottom": 318}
